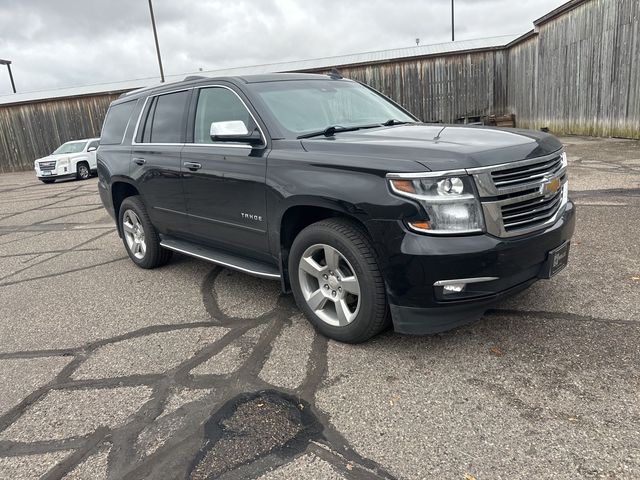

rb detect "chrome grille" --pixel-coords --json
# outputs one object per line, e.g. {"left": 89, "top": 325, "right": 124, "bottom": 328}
{"left": 469, "top": 150, "right": 568, "bottom": 238}
{"left": 39, "top": 161, "right": 56, "bottom": 171}
{"left": 491, "top": 154, "right": 563, "bottom": 189}
{"left": 501, "top": 188, "right": 564, "bottom": 232}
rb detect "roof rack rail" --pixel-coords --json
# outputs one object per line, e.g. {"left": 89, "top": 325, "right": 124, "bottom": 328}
{"left": 184, "top": 75, "right": 206, "bottom": 81}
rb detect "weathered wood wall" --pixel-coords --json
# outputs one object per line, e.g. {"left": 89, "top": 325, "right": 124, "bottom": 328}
{"left": 1, "top": 0, "right": 638, "bottom": 173}
{"left": 0, "top": 93, "right": 120, "bottom": 173}
{"left": 506, "top": 35, "right": 538, "bottom": 129}
{"left": 507, "top": 0, "right": 640, "bottom": 138}
{"left": 317, "top": 49, "right": 509, "bottom": 123}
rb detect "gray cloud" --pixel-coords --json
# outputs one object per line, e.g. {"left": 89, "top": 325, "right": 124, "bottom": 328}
{"left": 0, "top": 0, "right": 565, "bottom": 95}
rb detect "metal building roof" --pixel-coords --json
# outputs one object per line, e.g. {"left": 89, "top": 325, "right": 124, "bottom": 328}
{"left": 0, "top": 34, "right": 518, "bottom": 106}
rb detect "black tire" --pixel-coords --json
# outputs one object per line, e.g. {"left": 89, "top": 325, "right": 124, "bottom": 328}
{"left": 40, "top": 178, "right": 55, "bottom": 184}
{"left": 118, "top": 196, "right": 172, "bottom": 269}
{"left": 289, "top": 218, "right": 389, "bottom": 343}
{"left": 76, "top": 162, "right": 91, "bottom": 180}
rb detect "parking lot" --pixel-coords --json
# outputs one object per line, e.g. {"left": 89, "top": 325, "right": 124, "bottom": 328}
{"left": 0, "top": 136, "right": 638, "bottom": 479}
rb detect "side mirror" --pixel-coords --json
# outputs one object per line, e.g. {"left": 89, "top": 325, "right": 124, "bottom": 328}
{"left": 87, "top": 146, "right": 97, "bottom": 152}
{"left": 210, "top": 121, "right": 262, "bottom": 145}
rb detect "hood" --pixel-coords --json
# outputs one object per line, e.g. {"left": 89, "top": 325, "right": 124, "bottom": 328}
{"left": 301, "top": 124, "right": 563, "bottom": 171}
{"left": 35, "top": 153, "right": 83, "bottom": 163}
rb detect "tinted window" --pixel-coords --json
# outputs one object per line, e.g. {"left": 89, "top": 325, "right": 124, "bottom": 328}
{"left": 140, "top": 90, "right": 189, "bottom": 143}
{"left": 87, "top": 140, "right": 99, "bottom": 150}
{"left": 194, "top": 87, "right": 253, "bottom": 144}
{"left": 250, "top": 80, "right": 414, "bottom": 136}
{"left": 52, "top": 141, "right": 87, "bottom": 154}
{"left": 100, "top": 101, "right": 136, "bottom": 145}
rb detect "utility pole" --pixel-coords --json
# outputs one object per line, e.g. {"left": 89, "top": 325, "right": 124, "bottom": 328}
{"left": 451, "top": 0, "right": 455, "bottom": 41}
{"left": 0, "top": 59, "right": 16, "bottom": 93}
{"left": 147, "top": 0, "right": 165, "bottom": 83}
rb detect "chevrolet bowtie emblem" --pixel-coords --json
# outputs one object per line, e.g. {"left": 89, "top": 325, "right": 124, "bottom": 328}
{"left": 541, "top": 176, "right": 561, "bottom": 197}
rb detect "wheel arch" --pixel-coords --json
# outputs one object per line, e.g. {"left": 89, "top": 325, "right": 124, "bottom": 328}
{"left": 111, "top": 180, "right": 141, "bottom": 236}
{"left": 276, "top": 200, "right": 374, "bottom": 291}
{"left": 71, "top": 156, "right": 89, "bottom": 169}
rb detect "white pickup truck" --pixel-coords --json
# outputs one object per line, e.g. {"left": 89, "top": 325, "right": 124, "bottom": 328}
{"left": 34, "top": 138, "right": 100, "bottom": 184}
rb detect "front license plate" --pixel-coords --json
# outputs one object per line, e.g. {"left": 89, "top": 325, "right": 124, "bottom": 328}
{"left": 546, "top": 241, "right": 570, "bottom": 278}
{"left": 41, "top": 171, "right": 52, "bottom": 176}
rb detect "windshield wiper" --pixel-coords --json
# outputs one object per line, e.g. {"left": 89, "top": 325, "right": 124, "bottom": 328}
{"left": 297, "top": 125, "right": 359, "bottom": 139}
{"left": 382, "top": 119, "right": 414, "bottom": 126}
{"left": 297, "top": 119, "right": 418, "bottom": 139}
{"left": 297, "top": 123, "right": 382, "bottom": 139}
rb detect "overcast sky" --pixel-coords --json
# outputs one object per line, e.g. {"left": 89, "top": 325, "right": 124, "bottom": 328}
{"left": 0, "top": 0, "right": 566, "bottom": 95}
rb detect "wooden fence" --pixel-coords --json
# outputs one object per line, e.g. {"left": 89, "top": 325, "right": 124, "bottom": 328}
{"left": 315, "top": 49, "right": 509, "bottom": 124}
{"left": 0, "top": 94, "right": 119, "bottom": 173}
{"left": 0, "top": 0, "right": 638, "bottom": 173}
{"left": 508, "top": 0, "right": 640, "bottom": 138}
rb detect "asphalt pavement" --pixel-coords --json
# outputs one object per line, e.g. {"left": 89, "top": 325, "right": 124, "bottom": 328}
{"left": 0, "top": 136, "right": 638, "bottom": 479}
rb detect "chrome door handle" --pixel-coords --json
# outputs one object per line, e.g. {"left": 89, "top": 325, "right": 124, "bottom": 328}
{"left": 133, "top": 157, "right": 146, "bottom": 165}
{"left": 184, "top": 161, "right": 202, "bottom": 171}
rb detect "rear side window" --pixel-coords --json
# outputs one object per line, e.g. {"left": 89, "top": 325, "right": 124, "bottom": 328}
{"left": 138, "top": 90, "right": 189, "bottom": 143}
{"left": 100, "top": 100, "right": 136, "bottom": 145}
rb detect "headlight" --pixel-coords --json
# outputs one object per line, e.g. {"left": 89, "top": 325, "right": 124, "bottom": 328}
{"left": 388, "top": 174, "right": 485, "bottom": 234}
{"left": 58, "top": 157, "right": 69, "bottom": 165}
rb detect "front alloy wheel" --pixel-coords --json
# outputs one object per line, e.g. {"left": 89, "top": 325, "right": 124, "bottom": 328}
{"left": 289, "top": 218, "right": 389, "bottom": 343}
{"left": 298, "top": 244, "right": 361, "bottom": 327}
{"left": 122, "top": 210, "right": 146, "bottom": 260}
{"left": 77, "top": 163, "right": 90, "bottom": 180}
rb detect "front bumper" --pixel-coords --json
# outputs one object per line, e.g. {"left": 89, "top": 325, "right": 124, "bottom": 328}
{"left": 367, "top": 200, "right": 576, "bottom": 335}
{"left": 37, "top": 173, "right": 75, "bottom": 181}
{"left": 36, "top": 164, "right": 73, "bottom": 179}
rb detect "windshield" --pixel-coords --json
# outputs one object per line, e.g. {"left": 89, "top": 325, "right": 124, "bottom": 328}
{"left": 52, "top": 141, "right": 87, "bottom": 155}
{"left": 249, "top": 80, "right": 415, "bottom": 137}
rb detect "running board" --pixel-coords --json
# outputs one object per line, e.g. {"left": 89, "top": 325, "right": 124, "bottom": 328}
{"left": 159, "top": 237, "right": 281, "bottom": 280}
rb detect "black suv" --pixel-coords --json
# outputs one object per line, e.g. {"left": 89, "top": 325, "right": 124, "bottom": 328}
{"left": 97, "top": 73, "right": 575, "bottom": 343}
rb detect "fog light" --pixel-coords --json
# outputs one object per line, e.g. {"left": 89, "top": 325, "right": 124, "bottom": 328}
{"left": 443, "top": 283, "right": 466, "bottom": 294}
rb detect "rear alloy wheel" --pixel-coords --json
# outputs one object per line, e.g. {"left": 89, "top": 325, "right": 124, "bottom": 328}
{"left": 77, "top": 162, "right": 90, "bottom": 180}
{"left": 118, "top": 196, "right": 172, "bottom": 269}
{"left": 289, "top": 218, "right": 389, "bottom": 343}
{"left": 122, "top": 210, "right": 147, "bottom": 260}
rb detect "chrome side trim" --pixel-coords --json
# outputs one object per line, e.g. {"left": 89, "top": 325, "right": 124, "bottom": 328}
{"left": 131, "top": 84, "right": 267, "bottom": 150}
{"left": 386, "top": 169, "right": 467, "bottom": 179}
{"left": 434, "top": 277, "right": 498, "bottom": 286}
{"left": 159, "top": 242, "right": 281, "bottom": 279}
{"left": 465, "top": 149, "right": 564, "bottom": 174}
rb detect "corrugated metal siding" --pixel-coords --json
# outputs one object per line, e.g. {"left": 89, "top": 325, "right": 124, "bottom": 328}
{"left": 0, "top": 94, "right": 118, "bottom": 173}
{"left": 508, "top": 0, "right": 640, "bottom": 138}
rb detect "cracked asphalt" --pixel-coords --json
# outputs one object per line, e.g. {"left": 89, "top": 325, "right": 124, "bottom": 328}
{"left": 0, "top": 136, "right": 639, "bottom": 480}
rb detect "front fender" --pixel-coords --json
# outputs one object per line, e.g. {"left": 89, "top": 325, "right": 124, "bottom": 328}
{"left": 267, "top": 166, "right": 419, "bottom": 262}
{"left": 69, "top": 155, "right": 89, "bottom": 171}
